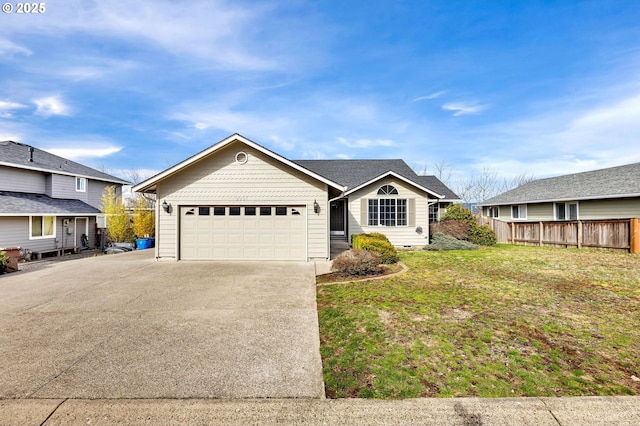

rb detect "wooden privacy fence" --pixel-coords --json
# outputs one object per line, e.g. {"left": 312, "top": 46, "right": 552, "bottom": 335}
{"left": 487, "top": 218, "right": 640, "bottom": 253}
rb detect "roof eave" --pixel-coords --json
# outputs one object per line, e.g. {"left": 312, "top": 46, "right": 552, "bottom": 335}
{"left": 0, "top": 212, "right": 102, "bottom": 216}
{"left": 478, "top": 192, "right": 640, "bottom": 207}
{"left": 0, "top": 161, "right": 129, "bottom": 185}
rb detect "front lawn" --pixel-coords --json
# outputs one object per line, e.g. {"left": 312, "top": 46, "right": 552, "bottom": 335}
{"left": 317, "top": 245, "right": 640, "bottom": 398}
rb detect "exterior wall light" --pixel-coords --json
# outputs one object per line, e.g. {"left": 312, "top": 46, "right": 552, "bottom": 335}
{"left": 162, "top": 200, "right": 172, "bottom": 214}
{"left": 313, "top": 200, "right": 320, "bottom": 214}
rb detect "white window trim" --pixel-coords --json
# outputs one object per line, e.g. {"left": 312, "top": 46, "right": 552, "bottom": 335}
{"left": 76, "top": 177, "right": 87, "bottom": 192}
{"left": 368, "top": 198, "right": 408, "bottom": 227}
{"left": 511, "top": 204, "right": 527, "bottom": 220}
{"left": 429, "top": 203, "right": 440, "bottom": 222}
{"left": 554, "top": 202, "right": 579, "bottom": 221}
{"left": 29, "top": 215, "right": 57, "bottom": 240}
{"left": 487, "top": 206, "right": 499, "bottom": 218}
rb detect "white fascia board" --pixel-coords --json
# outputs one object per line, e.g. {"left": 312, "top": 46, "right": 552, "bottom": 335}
{"left": 133, "top": 133, "right": 345, "bottom": 193}
{"left": 0, "top": 162, "right": 129, "bottom": 185}
{"left": 477, "top": 192, "right": 640, "bottom": 207}
{"left": 344, "top": 171, "right": 444, "bottom": 199}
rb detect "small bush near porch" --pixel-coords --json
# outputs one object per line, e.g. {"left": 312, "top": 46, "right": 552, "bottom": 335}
{"left": 352, "top": 233, "right": 399, "bottom": 264}
{"left": 317, "top": 245, "right": 640, "bottom": 398}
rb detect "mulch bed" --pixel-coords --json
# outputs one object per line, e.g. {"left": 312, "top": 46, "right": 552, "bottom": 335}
{"left": 316, "top": 262, "right": 407, "bottom": 285}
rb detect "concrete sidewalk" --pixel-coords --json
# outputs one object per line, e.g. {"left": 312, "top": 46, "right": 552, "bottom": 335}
{"left": 2, "top": 396, "right": 639, "bottom": 425}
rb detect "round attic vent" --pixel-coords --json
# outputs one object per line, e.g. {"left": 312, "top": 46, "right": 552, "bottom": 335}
{"left": 235, "top": 151, "right": 248, "bottom": 164}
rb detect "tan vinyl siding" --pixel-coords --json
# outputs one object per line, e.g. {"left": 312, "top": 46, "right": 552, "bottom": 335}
{"left": 525, "top": 203, "right": 554, "bottom": 221}
{"left": 489, "top": 198, "right": 640, "bottom": 221}
{"left": 578, "top": 198, "right": 640, "bottom": 219}
{"left": 155, "top": 142, "right": 329, "bottom": 260}
{"left": 0, "top": 166, "right": 46, "bottom": 194}
{"left": 348, "top": 176, "right": 429, "bottom": 246}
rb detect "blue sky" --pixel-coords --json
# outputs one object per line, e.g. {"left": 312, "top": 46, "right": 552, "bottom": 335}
{"left": 2, "top": 0, "right": 640, "bottom": 187}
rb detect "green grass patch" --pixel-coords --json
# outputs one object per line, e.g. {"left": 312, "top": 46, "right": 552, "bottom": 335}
{"left": 317, "top": 245, "right": 640, "bottom": 398}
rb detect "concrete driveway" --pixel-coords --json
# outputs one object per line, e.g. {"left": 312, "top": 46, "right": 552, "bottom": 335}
{"left": 0, "top": 250, "right": 324, "bottom": 399}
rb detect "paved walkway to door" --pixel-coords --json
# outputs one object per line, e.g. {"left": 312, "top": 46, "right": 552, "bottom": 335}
{"left": 0, "top": 250, "right": 324, "bottom": 399}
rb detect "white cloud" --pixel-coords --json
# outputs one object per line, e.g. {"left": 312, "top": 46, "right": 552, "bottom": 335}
{"left": 267, "top": 135, "right": 295, "bottom": 151}
{"left": 193, "top": 122, "right": 209, "bottom": 130}
{"left": 44, "top": 146, "right": 122, "bottom": 160}
{"left": 442, "top": 101, "right": 489, "bottom": 116}
{"left": 110, "top": 168, "right": 160, "bottom": 182}
{"left": 58, "top": 66, "right": 106, "bottom": 81}
{"left": 2, "top": 1, "right": 319, "bottom": 72}
{"left": 412, "top": 91, "right": 446, "bottom": 102}
{"left": 0, "top": 39, "right": 32, "bottom": 57}
{"left": 33, "top": 96, "right": 70, "bottom": 117}
{"left": 0, "top": 100, "right": 28, "bottom": 118}
{"left": 462, "top": 91, "right": 640, "bottom": 179}
{"left": 300, "top": 149, "right": 327, "bottom": 160}
{"left": 338, "top": 137, "right": 395, "bottom": 148}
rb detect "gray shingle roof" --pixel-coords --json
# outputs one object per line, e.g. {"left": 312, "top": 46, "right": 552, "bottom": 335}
{"left": 0, "top": 191, "right": 102, "bottom": 215}
{"left": 0, "top": 140, "right": 129, "bottom": 184}
{"left": 293, "top": 159, "right": 460, "bottom": 200}
{"left": 414, "top": 175, "right": 460, "bottom": 200}
{"left": 479, "top": 162, "right": 640, "bottom": 206}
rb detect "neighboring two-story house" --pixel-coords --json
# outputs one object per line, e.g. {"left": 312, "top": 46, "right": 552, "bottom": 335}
{"left": 0, "top": 141, "right": 129, "bottom": 258}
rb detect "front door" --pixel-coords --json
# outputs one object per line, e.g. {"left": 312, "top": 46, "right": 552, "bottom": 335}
{"left": 75, "top": 217, "right": 88, "bottom": 248}
{"left": 330, "top": 200, "right": 346, "bottom": 236}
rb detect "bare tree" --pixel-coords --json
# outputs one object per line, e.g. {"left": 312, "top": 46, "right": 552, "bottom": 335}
{"left": 452, "top": 168, "right": 537, "bottom": 204}
{"left": 471, "top": 166, "right": 500, "bottom": 203}
{"left": 123, "top": 169, "right": 156, "bottom": 208}
{"left": 413, "top": 160, "right": 455, "bottom": 185}
{"left": 432, "top": 160, "right": 455, "bottom": 185}
{"left": 416, "top": 161, "right": 536, "bottom": 204}
{"left": 501, "top": 173, "right": 536, "bottom": 193}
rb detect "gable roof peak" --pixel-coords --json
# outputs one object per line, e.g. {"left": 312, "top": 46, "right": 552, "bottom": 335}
{"left": 133, "top": 133, "right": 345, "bottom": 193}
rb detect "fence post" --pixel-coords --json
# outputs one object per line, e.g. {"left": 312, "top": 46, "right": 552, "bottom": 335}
{"left": 510, "top": 222, "right": 515, "bottom": 244}
{"left": 577, "top": 220, "right": 583, "bottom": 249}
{"left": 631, "top": 218, "right": 640, "bottom": 254}
{"left": 539, "top": 222, "right": 543, "bottom": 247}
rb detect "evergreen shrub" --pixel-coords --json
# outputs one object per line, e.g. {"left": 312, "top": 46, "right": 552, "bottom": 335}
{"left": 351, "top": 233, "right": 399, "bottom": 264}
{"left": 468, "top": 225, "right": 497, "bottom": 246}
{"left": 424, "top": 233, "right": 479, "bottom": 251}
{"left": 438, "top": 204, "right": 497, "bottom": 246}
{"left": 0, "top": 252, "right": 9, "bottom": 274}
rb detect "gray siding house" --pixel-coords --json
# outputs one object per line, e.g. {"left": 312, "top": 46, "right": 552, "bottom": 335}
{"left": 0, "top": 141, "right": 129, "bottom": 257}
{"left": 478, "top": 162, "right": 640, "bottom": 222}
{"left": 133, "top": 134, "right": 460, "bottom": 262}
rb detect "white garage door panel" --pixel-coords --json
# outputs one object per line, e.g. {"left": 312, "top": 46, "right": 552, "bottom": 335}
{"left": 180, "top": 206, "right": 306, "bottom": 260}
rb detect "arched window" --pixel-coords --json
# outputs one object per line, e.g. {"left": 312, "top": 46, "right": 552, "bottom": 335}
{"left": 368, "top": 184, "right": 407, "bottom": 226}
{"left": 377, "top": 185, "right": 398, "bottom": 195}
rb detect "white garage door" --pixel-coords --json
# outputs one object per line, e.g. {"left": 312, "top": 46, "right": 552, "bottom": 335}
{"left": 180, "top": 205, "right": 307, "bottom": 260}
